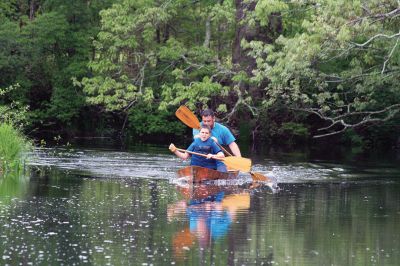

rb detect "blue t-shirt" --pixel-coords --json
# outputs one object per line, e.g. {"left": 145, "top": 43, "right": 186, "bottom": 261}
{"left": 192, "top": 122, "right": 236, "bottom": 146}
{"left": 187, "top": 138, "right": 222, "bottom": 169}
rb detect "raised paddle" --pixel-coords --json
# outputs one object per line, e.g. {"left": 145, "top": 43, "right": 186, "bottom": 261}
{"left": 172, "top": 145, "right": 252, "bottom": 172}
{"left": 175, "top": 105, "right": 201, "bottom": 130}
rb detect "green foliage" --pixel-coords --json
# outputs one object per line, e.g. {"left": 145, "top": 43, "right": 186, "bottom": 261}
{"left": 343, "top": 129, "right": 363, "bottom": 147}
{"left": 250, "top": 0, "right": 400, "bottom": 141}
{"left": 0, "top": 0, "right": 113, "bottom": 137}
{"left": 0, "top": 0, "right": 398, "bottom": 147}
{"left": 0, "top": 1, "right": 18, "bottom": 20}
{"left": 0, "top": 84, "right": 29, "bottom": 128}
{"left": 79, "top": 0, "right": 236, "bottom": 138}
{"left": 255, "top": 0, "right": 289, "bottom": 26}
{"left": 159, "top": 78, "right": 229, "bottom": 111}
{"left": 0, "top": 123, "right": 30, "bottom": 172}
{"left": 280, "top": 122, "right": 309, "bottom": 137}
{"left": 0, "top": 19, "right": 26, "bottom": 88}
{"left": 127, "top": 106, "right": 185, "bottom": 137}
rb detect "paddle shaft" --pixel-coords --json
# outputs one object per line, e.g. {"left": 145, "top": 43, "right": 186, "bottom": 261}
{"left": 176, "top": 148, "right": 222, "bottom": 161}
{"left": 214, "top": 142, "right": 233, "bottom": 156}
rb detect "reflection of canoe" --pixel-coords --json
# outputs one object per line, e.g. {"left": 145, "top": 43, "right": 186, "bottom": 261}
{"left": 177, "top": 166, "right": 239, "bottom": 183}
{"left": 173, "top": 179, "right": 253, "bottom": 205}
{"left": 176, "top": 183, "right": 228, "bottom": 202}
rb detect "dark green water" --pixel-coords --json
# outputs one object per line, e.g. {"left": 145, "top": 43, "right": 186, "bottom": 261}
{"left": 0, "top": 146, "right": 399, "bottom": 265}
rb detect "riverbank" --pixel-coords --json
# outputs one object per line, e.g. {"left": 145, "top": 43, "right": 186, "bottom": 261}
{"left": 0, "top": 123, "right": 30, "bottom": 173}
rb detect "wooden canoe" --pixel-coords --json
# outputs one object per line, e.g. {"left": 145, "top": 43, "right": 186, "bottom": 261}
{"left": 177, "top": 165, "right": 239, "bottom": 183}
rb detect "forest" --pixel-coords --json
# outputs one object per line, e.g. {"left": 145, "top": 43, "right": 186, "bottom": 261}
{"left": 1, "top": 0, "right": 399, "bottom": 150}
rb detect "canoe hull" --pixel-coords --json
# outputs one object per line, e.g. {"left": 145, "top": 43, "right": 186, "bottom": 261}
{"left": 177, "top": 166, "right": 239, "bottom": 183}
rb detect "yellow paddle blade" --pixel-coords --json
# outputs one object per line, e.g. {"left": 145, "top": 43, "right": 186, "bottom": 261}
{"left": 222, "top": 156, "right": 252, "bottom": 172}
{"left": 175, "top": 105, "right": 200, "bottom": 129}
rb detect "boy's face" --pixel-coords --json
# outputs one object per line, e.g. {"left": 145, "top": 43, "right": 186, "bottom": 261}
{"left": 201, "top": 115, "right": 215, "bottom": 128}
{"left": 199, "top": 128, "right": 211, "bottom": 141}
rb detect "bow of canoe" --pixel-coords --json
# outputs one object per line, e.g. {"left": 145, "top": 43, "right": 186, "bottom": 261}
{"left": 177, "top": 166, "right": 239, "bottom": 183}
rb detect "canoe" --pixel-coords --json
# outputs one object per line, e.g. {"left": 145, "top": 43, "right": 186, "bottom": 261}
{"left": 176, "top": 165, "right": 239, "bottom": 183}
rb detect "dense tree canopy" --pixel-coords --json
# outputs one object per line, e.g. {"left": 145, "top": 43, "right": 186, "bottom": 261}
{"left": 1, "top": 0, "right": 399, "bottom": 148}
{"left": 252, "top": 0, "right": 400, "bottom": 138}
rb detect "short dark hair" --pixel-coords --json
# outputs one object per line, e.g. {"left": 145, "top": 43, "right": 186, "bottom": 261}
{"left": 201, "top": 109, "right": 215, "bottom": 117}
{"left": 200, "top": 125, "right": 211, "bottom": 132}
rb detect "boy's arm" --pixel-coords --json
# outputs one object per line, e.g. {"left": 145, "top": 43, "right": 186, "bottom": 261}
{"left": 206, "top": 152, "right": 224, "bottom": 160}
{"left": 169, "top": 143, "right": 190, "bottom": 160}
{"left": 207, "top": 142, "right": 225, "bottom": 159}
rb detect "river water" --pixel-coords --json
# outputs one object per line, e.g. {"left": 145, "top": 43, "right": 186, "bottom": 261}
{"left": 0, "top": 145, "right": 399, "bottom": 265}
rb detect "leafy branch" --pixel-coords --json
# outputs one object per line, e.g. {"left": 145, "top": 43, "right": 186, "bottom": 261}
{"left": 298, "top": 104, "right": 400, "bottom": 138}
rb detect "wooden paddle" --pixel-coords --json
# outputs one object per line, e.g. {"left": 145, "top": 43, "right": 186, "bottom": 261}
{"left": 175, "top": 105, "right": 201, "bottom": 130}
{"left": 173, "top": 146, "right": 252, "bottom": 172}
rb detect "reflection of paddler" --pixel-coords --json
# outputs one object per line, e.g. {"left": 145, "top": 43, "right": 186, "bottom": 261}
{"left": 172, "top": 228, "right": 196, "bottom": 260}
{"left": 168, "top": 190, "right": 252, "bottom": 260}
{"left": 188, "top": 202, "right": 231, "bottom": 242}
{"left": 189, "top": 191, "right": 225, "bottom": 205}
{"left": 221, "top": 193, "right": 250, "bottom": 210}
{"left": 221, "top": 193, "right": 250, "bottom": 220}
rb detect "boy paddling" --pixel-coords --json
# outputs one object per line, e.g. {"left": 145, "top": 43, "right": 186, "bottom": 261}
{"left": 169, "top": 125, "right": 227, "bottom": 172}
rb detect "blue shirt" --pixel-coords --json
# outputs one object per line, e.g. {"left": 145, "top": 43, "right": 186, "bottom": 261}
{"left": 187, "top": 138, "right": 222, "bottom": 169}
{"left": 192, "top": 122, "right": 236, "bottom": 146}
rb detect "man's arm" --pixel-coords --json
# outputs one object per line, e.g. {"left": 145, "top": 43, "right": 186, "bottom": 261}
{"left": 228, "top": 142, "right": 241, "bottom": 157}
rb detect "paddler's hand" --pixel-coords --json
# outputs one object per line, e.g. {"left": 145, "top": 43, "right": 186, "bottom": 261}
{"left": 206, "top": 154, "right": 214, "bottom": 159}
{"left": 169, "top": 143, "right": 177, "bottom": 153}
{"left": 211, "top": 137, "right": 218, "bottom": 143}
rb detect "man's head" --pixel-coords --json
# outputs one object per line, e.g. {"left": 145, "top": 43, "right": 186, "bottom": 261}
{"left": 201, "top": 109, "right": 215, "bottom": 129}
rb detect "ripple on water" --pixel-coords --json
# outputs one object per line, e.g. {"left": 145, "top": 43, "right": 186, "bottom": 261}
{"left": 26, "top": 147, "right": 400, "bottom": 184}
{"left": 27, "top": 147, "right": 179, "bottom": 180}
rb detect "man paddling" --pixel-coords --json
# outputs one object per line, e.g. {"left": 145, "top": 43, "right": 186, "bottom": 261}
{"left": 193, "top": 109, "right": 242, "bottom": 157}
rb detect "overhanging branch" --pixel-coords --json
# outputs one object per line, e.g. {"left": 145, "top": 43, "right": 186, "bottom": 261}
{"left": 295, "top": 103, "right": 400, "bottom": 138}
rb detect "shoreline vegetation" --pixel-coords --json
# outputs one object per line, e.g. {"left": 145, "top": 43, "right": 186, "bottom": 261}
{"left": 0, "top": 1, "right": 399, "bottom": 151}
{"left": 0, "top": 123, "right": 30, "bottom": 175}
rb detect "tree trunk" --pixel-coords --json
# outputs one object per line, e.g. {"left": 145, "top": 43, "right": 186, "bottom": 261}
{"left": 29, "top": 0, "right": 36, "bottom": 20}
{"left": 231, "top": 0, "right": 283, "bottom": 139}
{"left": 204, "top": 15, "right": 211, "bottom": 48}
{"left": 163, "top": 24, "right": 169, "bottom": 43}
{"left": 232, "top": 0, "right": 282, "bottom": 76}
